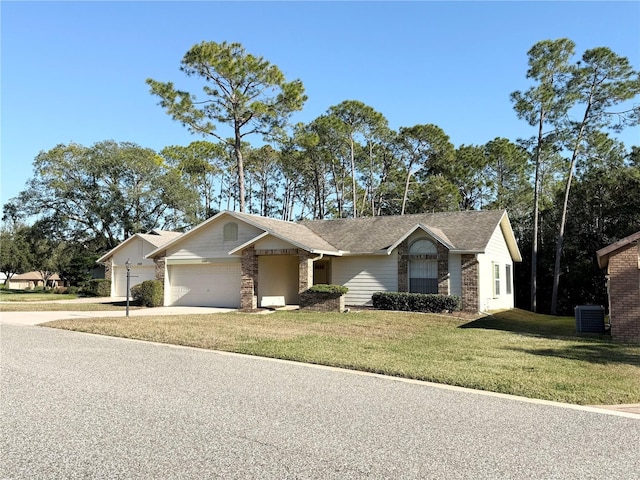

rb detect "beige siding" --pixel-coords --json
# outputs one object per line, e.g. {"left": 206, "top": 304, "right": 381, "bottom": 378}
{"left": 112, "top": 238, "right": 157, "bottom": 267}
{"left": 449, "top": 253, "right": 462, "bottom": 297}
{"left": 166, "top": 220, "right": 263, "bottom": 260}
{"left": 332, "top": 253, "right": 398, "bottom": 306}
{"left": 477, "top": 224, "right": 515, "bottom": 311}
{"left": 255, "top": 236, "right": 297, "bottom": 251}
{"left": 110, "top": 238, "right": 158, "bottom": 296}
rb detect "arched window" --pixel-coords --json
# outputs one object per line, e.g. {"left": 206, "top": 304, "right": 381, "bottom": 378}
{"left": 223, "top": 222, "right": 238, "bottom": 241}
{"left": 409, "top": 239, "right": 438, "bottom": 294}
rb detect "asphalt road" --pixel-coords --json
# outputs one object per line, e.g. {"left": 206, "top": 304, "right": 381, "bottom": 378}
{"left": 1, "top": 324, "right": 639, "bottom": 479}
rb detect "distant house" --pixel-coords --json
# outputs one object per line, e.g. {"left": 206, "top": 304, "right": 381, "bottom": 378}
{"left": 8, "top": 272, "right": 65, "bottom": 289}
{"left": 96, "top": 230, "right": 182, "bottom": 297}
{"left": 140, "top": 210, "right": 521, "bottom": 312}
{"left": 596, "top": 231, "right": 640, "bottom": 343}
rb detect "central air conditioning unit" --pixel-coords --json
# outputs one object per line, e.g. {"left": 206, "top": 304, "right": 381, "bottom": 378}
{"left": 575, "top": 305, "right": 605, "bottom": 334}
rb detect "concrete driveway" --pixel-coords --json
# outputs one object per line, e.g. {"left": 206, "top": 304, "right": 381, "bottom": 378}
{"left": 2, "top": 323, "right": 639, "bottom": 479}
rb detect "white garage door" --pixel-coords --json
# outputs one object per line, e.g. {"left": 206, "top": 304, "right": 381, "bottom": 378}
{"left": 168, "top": 263, "right": 241, "bottom": 308}
{"left": 114, "top": 266, "right": 156, "bottom": 297}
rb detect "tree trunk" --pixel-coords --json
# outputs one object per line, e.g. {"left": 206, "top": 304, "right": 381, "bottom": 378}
{"left": 350, "top": 136, "right": 357, "bottom": 218}
{"left": 234, "top": 127, "right": 245, "bottom": 213}
{"left": 550, "top": 103, "right": 590, "bottom": 315}
{"left": 530, "top": 109, "right": 546, "bottom": 313}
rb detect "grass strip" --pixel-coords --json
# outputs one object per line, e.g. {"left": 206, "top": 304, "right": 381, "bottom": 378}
{"left": 42, "top": 309, "right": 640, "bottom": 405}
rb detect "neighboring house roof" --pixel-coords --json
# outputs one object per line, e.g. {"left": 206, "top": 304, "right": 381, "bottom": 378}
{"left": 147, "top": 209, "right": 522, "bottom": 262}
{"left": 596, "top": 230, "right": 640, "bottom": 269}
{"left": 11, "top": 271, "right": 62, "bottom": 281}
{"left": 96, "top": 229, "right": 182, "bottom": 264}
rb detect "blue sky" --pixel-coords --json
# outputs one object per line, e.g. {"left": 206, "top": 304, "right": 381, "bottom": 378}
{"left": 2, "top": 1, "right": 639, "bottom": 214}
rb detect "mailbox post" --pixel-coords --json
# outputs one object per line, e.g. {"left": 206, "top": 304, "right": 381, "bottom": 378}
{"left": 125, "top": 259, "right": 131, "bottom": 317}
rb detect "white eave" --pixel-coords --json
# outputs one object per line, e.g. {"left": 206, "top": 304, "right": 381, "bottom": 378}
{"left": 385, "top": 224, "right": 456, "bottom": 255}
{"left": 228, "top": 231, "right": 342, "bottom": 256}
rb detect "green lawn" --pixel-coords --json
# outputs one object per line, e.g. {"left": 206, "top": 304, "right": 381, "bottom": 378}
{"left": 0, "top": 289, "right": 79, "bottom": 302}
{"left": 43, "top": 308, "right": 640, "bottom": 406}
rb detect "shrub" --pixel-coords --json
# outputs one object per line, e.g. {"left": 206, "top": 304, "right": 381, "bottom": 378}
{"left": 66, "top": 286, "right": 79, "bottom": 295}
{"left": 130, "top": 280, "right": 163, "bottom": 307}
{"left": 372, "top": 292, "right": 461, "bottom": 313}
{"left": 307, "top": 284, "right": 349, "bottom": 295}
{"left": 53, "top": 287, "right": 68, "bottom": 294}
{"left": 84, "top": 279, "right": 111, "bottom": 297}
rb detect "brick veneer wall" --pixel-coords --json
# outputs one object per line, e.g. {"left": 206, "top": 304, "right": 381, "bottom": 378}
{"left": 104, "top": 258, "right": 112, "bottom": 282}
{"left": 608, "top": 244, "right": 640, "bottom": 343}
{"left": 298, "top": 251, "right": 313, "bottom": 293}
{"left": 397, "top": 241, "right": 408, "bottom": 292}
{"left": 300, "top": 292, "right": 345, "bottom": 312}
{"left": 437, "top": 243, "right": 449, "bottom": 295}
{"left": 461, "top": 254, "right": 479, "bottom": 313}
{"left": 241, "top": 246, "right": 258, "bottom": 311}
{"left": 398, "top": 240, "right": 449, "bottom": 295}
{"left": 153, "top": 253, "right": 166, "bottom": 282}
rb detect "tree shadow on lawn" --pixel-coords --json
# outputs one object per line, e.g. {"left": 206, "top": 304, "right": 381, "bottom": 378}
{"left": 459, "top": 309, "right": 595, "bottom": 339}
{"left": 460, "top": 310, "right": 640, "bottom": 366}
{"left": 506, "top": 343, "right": 640, "bottom": 366}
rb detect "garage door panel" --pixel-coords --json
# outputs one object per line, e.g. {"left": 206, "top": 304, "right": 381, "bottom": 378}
{"left": 114, "top": 266, "right": 156, "bottom": 297}
{"left": 169, "top": 264, "right": 240, "bottom": 307}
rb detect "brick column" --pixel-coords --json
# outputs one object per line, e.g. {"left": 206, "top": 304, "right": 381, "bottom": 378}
{"left": 461, "top": 254, "right": 479, "bottom": 313}
{"left": 241, "top": 246, "right": 258, "bottom": 311}
{"left": 608, "top": 245, "right": 640, "bottom": 343}
{"left": 153, "top": 252, "right": 166, "bottom": 282}
{"left": 437, "top": 243, "right": 449, "bottom": 295}
{"left": 104, "top": 258, "right": 113, "bottom": 281}
{"left": 397, "top": 240, "right": 408, "bottom": 292}
{"left": 298, "top": 250, "right": 313, "bottom": 293}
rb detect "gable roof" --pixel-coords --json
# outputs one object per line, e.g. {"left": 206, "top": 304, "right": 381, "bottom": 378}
{"left": 11, "top": 271, "right": 62, "bottom": 281}
{"left": 226, "top": 211, "right": 341, "bottom": 255}
{"left": 96, "top": 229, "right": 181, "bottom": 264}
{"left": 147, "top": 209, "right": 521, "bottom": 262}
{"left": 301, "top": 209, "right": 521, "bottom": 260}
{"left": 596, "top": 230, "right": 640, "bottom": 269}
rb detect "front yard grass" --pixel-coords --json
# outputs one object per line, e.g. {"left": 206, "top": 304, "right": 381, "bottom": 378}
{"left": 42, "top": 308, "right": 640, "bottom": 406}
{"left": 0, "top": 302, "right": 142, "bottom": 312}
{"left": 0, "top": 289, "right": 78, "bottom": 302}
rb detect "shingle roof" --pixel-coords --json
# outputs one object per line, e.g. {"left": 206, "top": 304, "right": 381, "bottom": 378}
{"left": 138, "top": 230, "right": 183, "bottom": 249}
{"left": 301, "top": 210, "right": 508, "bottom": 253}
{"left": 596, "top": 230, "right": 640, "bottom": 269}
{"left": 145, "top": 209, "right": 521, "bottom": 261}
{"left": 12, "top": 271, "right": 62, "bottom": 281}
{"left": 228, "top": 211, "right": 340, "bottom": 253}
{"left": 96, "top": 229, "right": 182, "bottom": 263}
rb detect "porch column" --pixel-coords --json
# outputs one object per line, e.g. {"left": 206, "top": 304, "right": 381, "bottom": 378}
{"left": 104, "top": 258, "right": 114, "bottom": 296}
{"left": 437, "top": 243, "right": 449, "bottom": 295}
{"left": 397, "top": 240, "right": 408, "bottom": 292}
{"left": 241, "top": 246, "right": 258, "bottom": 311}
{"left": 461, "top": 254, "right": 479, "bottom": 312}
{"left": 298, "top": 250, "right": 313, "bottom": 293}
{"left": 153, "top": 252, "right": 166, "bottom": 282}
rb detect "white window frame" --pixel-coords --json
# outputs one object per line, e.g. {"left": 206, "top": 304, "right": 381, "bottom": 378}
{"left": 506, "top": 264, "right": 512, "bottom": 295}
{"left": 493, "top": 262, "right": 500, "bottom": 297}
{"left": 409, "top": 239, "right": 438, "bottom": 294}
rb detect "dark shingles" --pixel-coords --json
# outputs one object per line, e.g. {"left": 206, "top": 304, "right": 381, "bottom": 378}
{"left": 301, "top": 210, "right": 506, "bottom": 253}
